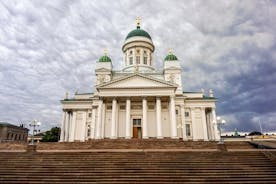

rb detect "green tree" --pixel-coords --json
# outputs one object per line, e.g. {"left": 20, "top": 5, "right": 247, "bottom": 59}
{"left": 41, "top": 127, "right": 60, "bottom": 142}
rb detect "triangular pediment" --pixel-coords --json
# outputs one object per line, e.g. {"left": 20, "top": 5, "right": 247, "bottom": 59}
{"left": 97, "top": 74, "right": 177, "bottom": 89}
{"left": 95, "top": 68, "right": 111, "bottom": 72}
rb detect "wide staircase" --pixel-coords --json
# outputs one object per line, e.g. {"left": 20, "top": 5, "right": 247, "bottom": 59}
{"left": 0, "top": 151, "right": 275, "bottom": 183}
{"left": 0, "top": 139, "right": 256, "bottom": 150}
{"left": 37, "top": 139, "right": 219, "bottom": 150}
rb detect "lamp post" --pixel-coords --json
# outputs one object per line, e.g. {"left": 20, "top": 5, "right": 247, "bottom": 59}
{"left": 29, "top": 120, "right": 41, "bottom": 145}
{"left": 213, "top": 116, "right": 226, "bottom": 144}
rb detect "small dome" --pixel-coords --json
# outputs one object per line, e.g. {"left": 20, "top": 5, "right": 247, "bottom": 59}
{"left": 126, "top": 27, "right": 152, "bottom": 40}
{"left": 164, "top": 54, "right": 178, "bottom": 61}
{"left": 98, "top": 55, "right": 111, "bottom": 62}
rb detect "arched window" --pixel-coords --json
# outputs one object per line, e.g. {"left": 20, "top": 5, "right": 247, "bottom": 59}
{"left": 143, "top": 56, "right": 147, "bottom": 64}
{"left": 136, "top": 56, "right": 140, "bottom": 64}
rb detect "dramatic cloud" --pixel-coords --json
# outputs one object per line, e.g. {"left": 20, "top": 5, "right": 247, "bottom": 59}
{"left": 0, "top": 0, "right": 275, "bottom": 133}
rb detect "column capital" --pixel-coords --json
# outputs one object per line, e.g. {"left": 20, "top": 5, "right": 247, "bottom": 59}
{"left": 170, "top": 95, "right": 175, "bottom": 98}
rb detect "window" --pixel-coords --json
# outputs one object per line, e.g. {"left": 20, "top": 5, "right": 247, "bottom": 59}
{"left": 133, "top": 119, "right": 141, "bottom": 126}
{"left": 129, "top": 57, "right": 133, "bottom": 65}
{"left": 176, "top": 110, "right": 179, "bottom": 115}
{"left": 186, "top": 124, "right": 191, "bottom": 136}
{"left": 130, "top": 50, "right": 133, "bottom": 55}
{"left": 136, "top": 56, "right": 140, "bottom": 64}
{"left": 87, "top": 125, "right": 91, "bottom": 137}
{"left": 185, "top": 112, "right": 189, "bottom": 117}
{"left": 143, "top": 57, "right": 147, "bottom": 64}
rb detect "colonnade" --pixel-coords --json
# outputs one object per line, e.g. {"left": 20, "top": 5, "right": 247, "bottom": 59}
{"left": 60, "top": 97, "right": 220, "bottom": 142}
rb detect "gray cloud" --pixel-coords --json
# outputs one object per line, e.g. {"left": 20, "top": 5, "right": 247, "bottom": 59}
{"left": 0, "top": 0, "right": 275, "bottom": 133}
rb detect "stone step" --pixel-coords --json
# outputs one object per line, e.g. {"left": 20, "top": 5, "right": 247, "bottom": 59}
{"left": 0, "top": 150, "right": 274, "bottom": 183}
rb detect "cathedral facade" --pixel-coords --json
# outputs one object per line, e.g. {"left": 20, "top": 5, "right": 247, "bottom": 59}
{"left": 60, "top": 20, "right": 220, "bottom": 142}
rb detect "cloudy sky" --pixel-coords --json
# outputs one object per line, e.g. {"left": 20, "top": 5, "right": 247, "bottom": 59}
{"left": 0, "top": 0, "right": 275, "bottom": 133}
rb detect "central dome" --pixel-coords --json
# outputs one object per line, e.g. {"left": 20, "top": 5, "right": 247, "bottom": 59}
{"left": 125, "top": 27, "right": 152, "bottom": 40}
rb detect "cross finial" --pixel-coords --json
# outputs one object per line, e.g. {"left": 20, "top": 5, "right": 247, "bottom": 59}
{"left": 65, "top": 91, "right": 69, "bottom": 99}
{"left": 136, "top": 17, "right": 141, "bottom": 29}
{"left": 104, "top": 48, "right": 107, "bottom": 56}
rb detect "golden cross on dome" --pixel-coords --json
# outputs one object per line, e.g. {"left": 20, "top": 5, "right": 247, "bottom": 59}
{"left": 136, "top": 17, "right": 141, "bottom": 28}
{"left": 104, "top": 48, "right": 107, "bottom": 56}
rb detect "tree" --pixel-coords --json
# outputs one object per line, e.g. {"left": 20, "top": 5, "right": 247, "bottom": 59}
{"left": 248, "top": 131, "right": 262, "bottom": 136}
{"left": 41, "top": 127, "right": 60, "bottom": 142}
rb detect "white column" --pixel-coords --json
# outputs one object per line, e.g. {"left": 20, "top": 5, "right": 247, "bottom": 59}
{"left": 60, "top": 111, "right": 66, "bottom": 142}
{"left": 206, "top": 111, "right": 213, "bottom": 140}
{"left": 69, "top": 113, "right": 73, "bottom": 141}
{"left": 191, "top": 108, "right": 198, "bottom": 141}
{"left": 90, "top": 108, "right": 96, "bottom": 139}
{"left": 64, "top": 112, "right": 70, "bottom": 142}
{"left": 125, "top": 98, "right": 131, "bottom": 139}
{"left": 80, "top": 112, "right": 86, "bottom": 142}
{"left": 111, "top": 98, "right": 117, "bottom": 139}
{"left": 212, "top": 108, "right": 220, "bottom": 141}
{"left": 142, "top": 97, "right": 148, "bottom": 139}
{"left": 180, "top": 105, "right": 187, "bottom": 140}
{"left": 156, "top": 97, "right": 163, "bottom": 138}
{"left": 201, "top": 107, "right": 208, "bottom": 141}
{"left": 101, "top": 103, "right": 106, "bottom": 139}
{"left": 69, "top": 111, "right": 76, "bottom": 142}
{"left": 170, "top": 96, "right": 177, "bottom": 139}
{"left": 96, "top": 99, "right": 103, "bottom": 139}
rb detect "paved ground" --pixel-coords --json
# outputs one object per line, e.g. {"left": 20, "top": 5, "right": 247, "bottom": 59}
{"left": 250, "top": 141, "right": 276, "bottom": 149}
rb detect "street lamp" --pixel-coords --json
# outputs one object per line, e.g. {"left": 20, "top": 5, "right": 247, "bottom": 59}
{"left": 213, "top": 116, "right": 226, "bottom": 144}
{"left": 29, "top": 120, "right": 41, "bottom": 145}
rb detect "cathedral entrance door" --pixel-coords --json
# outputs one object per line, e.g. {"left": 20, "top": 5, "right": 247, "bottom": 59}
{"left": 133, "top": 119, "right": 142, "bottom": 139}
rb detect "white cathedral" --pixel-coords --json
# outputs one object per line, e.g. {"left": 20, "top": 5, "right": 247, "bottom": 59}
{"left": 60, "top": 19, "right": 220, "bottom": 142}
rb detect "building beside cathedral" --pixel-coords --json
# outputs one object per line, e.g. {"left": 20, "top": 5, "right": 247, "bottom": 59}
{"left": 60, "top": 19, "right": 220, "bottom": 142}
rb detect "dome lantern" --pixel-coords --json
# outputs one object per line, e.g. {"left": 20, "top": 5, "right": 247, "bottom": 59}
{"left": 164, "top": 49, "right": 178, "bottom": 61}
{"left": 125, "top": 17, "right": 152, "bottom": 40}
{"left": 98, "top": 48, "right": 112, "bottom": 62}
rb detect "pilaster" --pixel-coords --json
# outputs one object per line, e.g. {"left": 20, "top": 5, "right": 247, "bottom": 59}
{"left": 142, "top": 97, "right": 148, "bottom": 139}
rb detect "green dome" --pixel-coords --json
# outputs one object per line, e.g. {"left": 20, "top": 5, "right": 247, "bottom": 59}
{"left": 164, "top": 54, "right": 178, "bottom": 61}
{"left": 98, "top": 55, "right": 111, "bottom": 62}
{"left": 126, "top": 27, "right": 152, "bottom": 40}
